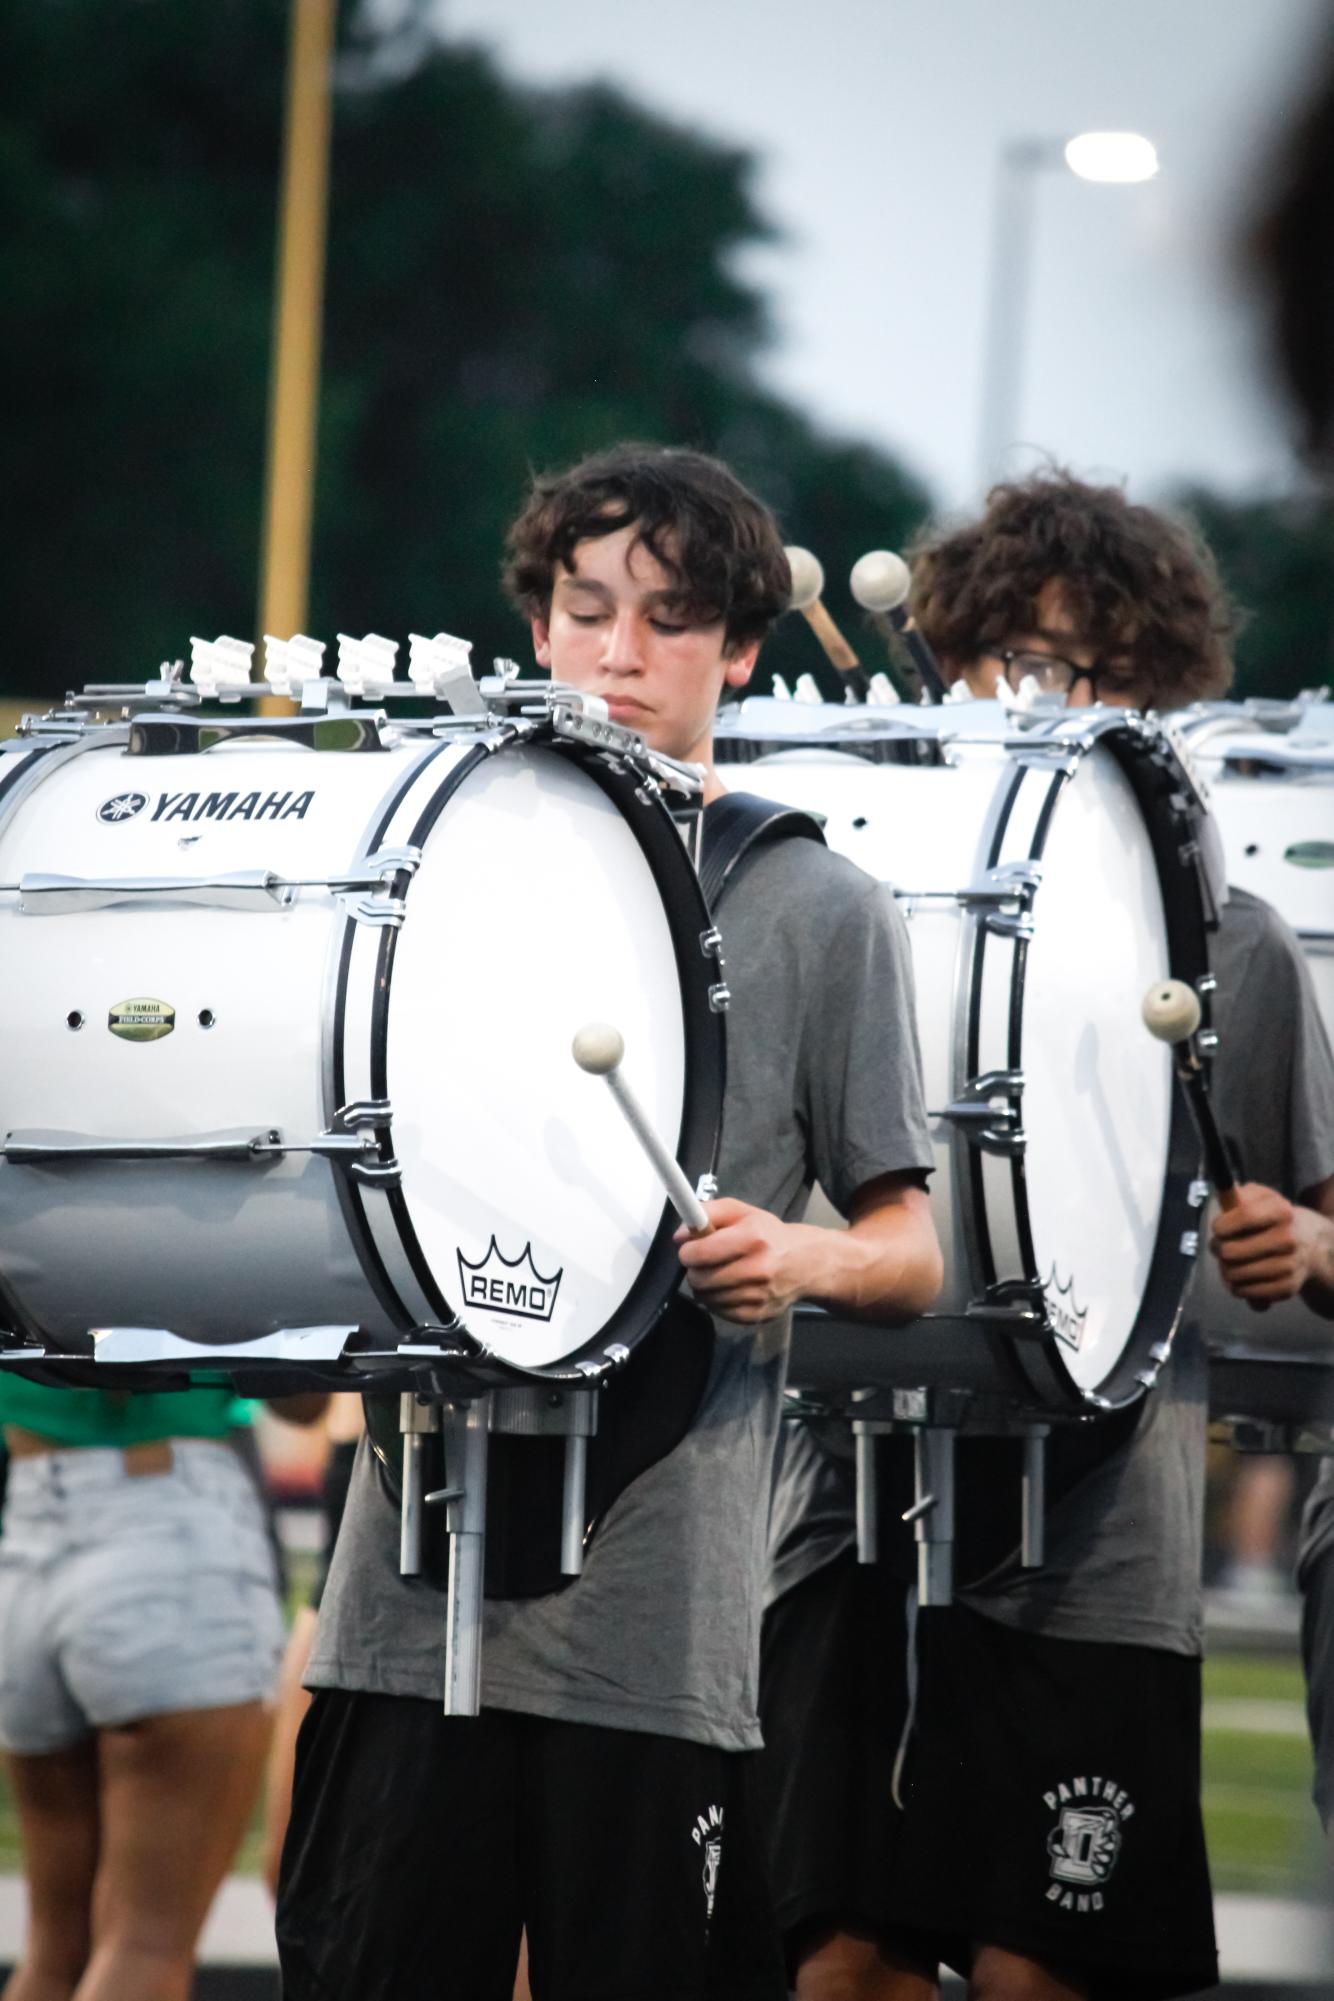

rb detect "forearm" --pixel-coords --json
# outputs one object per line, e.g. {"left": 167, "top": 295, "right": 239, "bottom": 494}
{"left": 793, "top": 1214, "right": 943, "bottom": 1324}
{"left": 1302, "top": 1214, "right": 1334, "bottom": 1319}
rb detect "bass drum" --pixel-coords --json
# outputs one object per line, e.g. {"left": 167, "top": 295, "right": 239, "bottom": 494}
{"left": 0, "top": 714, "right": 724, "bottom": 1383}
{"left": 1174, "top": 696, "right": 1334, "bottom": 1427}
{"left": 716, "top": 698, "right": 1210, "bottom": 1418}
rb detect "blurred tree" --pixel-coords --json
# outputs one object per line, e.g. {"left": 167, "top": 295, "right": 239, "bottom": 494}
{"left": 0, "top": 0, "right": 928, "bottom": 699}
{"left": 1177, "top": 487, "right": 1334, "bottom": 701}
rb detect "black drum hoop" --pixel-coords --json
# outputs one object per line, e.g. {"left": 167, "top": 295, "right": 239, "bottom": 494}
{"left": 343, "top": 724, "right": 725, "bottom": 1384}
{"left": 971, "top": 718, "right": 1212, "bottom": 1415}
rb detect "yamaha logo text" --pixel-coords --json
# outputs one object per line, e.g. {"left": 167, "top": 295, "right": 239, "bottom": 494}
{"left": 98, "top": 788, "right": 315, "bottom": 826}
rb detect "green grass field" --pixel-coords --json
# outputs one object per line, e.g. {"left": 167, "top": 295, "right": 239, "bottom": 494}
{"left": 1201, "top": 1650, "right": 1327, "bottom": 1895}
{"left": 0, "top": 1645, "right": 1324, "bottom": 1892}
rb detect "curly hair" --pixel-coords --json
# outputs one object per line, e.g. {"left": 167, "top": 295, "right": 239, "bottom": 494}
{"left": 502, "top": 443, "right": 790, "bottom": 652}
{"left": 908, "top": 471, "right": 1236, "bottom": 708}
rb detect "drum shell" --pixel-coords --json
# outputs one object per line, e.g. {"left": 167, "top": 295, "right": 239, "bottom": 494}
{"left": 721, "top": 704, "right": 1208, "bottom": 1416}
{"left": 0, "top": 727, "right": 723, "bottom": 1378}
{"left": 0, "top": 735, "right": 434, "bottom": 1347}
{"left": 1204, "top": 765, "right": 1334, "bottom": 1024}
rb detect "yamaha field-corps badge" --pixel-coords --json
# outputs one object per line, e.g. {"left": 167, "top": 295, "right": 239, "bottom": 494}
{"left": 1043, "top": 1775, "right": 1135, "bottom": 1912}
{"left": 97, "top": 792, "right": 147, "bottom": 823}
{"left": 108, "top": 996, "right": 175, "bottom": 1043}
{"left": 1042, "top": 1267, "right": 1088, "bottom": 1353}
{"left": 456, "top": 1237, "right": 563, "bottom": 1324}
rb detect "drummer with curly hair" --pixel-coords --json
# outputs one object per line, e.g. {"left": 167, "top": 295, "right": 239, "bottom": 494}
{"left": 274, "top": 442, "right": 943, "bottom": 2001}
{"left": 759, "top": 467, "right": 1334, "bottom": 2001}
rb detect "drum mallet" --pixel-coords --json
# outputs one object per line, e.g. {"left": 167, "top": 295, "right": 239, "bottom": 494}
{"left": 1141, "top": 980, "right": 1240, "bottom": 1211}
{"left": 849, "top": 550, "right": 949, "bottom": 706}
{"left": 572, "top": 1023, "right": 711, "bottom": 1234}
{"left": 784, "top": 547, "right": 872, "bottom": 703}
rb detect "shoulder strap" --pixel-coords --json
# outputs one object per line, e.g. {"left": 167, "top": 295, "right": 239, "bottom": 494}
{"left": 699, "top": 791, "right": 825, "bottom": 912}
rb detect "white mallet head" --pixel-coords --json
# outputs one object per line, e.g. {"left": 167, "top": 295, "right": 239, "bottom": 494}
{"left": 785, "top": 546, "right": 825, "bottom": 611}
{"left": 850, "top": 549, "right": 911, "bottom": 615}
{"left": 1141, "top": 979, "right": 1201, "bottom": 1044}
{"left": 572, "top": 1021, "right": 625, "bottom": 1075}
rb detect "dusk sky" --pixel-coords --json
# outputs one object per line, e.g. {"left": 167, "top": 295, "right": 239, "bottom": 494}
{"left": 438, "top": 0, "right": 1330, "bottom": 510}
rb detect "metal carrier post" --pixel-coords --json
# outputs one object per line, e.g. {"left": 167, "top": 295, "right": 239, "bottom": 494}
{"left": 849, "top": 1388, "right": 1048, "bottom": 1605}
{"left": 854, "top": 1427, "right": 879, "bottom": 1565}
{"left": 906, "top": 1426, "right": 956, "bottom": 1607}
{"left": 398, "top": 1392, "right": 441, "bottom": 1575}
{"left": 441, "top": 1400, "right": 490, "bottom": 1717}
{"left": 395, "top": 1385, "right": 603, "bottom": 1716}
{"left": 1021, "top": 1426, "right": 1048, "bottom": 1569}
{"left": 395, "top": 1392, "right": 489, "bottom": 1715}
{"left": 488, "top": 1384, "right": 601, "bottom": 1580}
{"left": 852, "top": 1387, "right": 882, "bottom": 1566}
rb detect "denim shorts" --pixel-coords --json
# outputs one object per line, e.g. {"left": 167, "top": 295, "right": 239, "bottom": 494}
{"left": 0, "top": 1437, "right": 285, "bottom": 1753}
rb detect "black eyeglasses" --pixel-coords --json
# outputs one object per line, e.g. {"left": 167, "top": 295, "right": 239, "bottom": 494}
{"left": 996, "top": 649, "right": 1141, "bottom": 702}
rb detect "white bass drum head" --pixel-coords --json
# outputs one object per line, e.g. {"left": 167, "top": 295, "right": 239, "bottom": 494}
{"left": 387, "top": 746, "right": 688, "bottom": 1371}
{"left": 1021, "top": 750, "right": 1173, "bottom": 1393}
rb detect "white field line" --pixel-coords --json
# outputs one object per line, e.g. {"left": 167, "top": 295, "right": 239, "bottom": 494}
{"left": 1203, "top": 1698, "right": 1310, "bottom": 1735}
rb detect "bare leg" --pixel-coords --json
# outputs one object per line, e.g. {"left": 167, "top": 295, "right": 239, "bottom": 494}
{"left": 969, "top": 1944, "right": 1089, "bottom": 2001}
{"left": 796, "top": 1925, "right": 939, "bottom": 2001}
{"left": 1226, "top": 1457, "right": 1295, "bottom": 1571}
{"left": 76, "top": 1703, "right": 271, "bottom": 2001}
{"left": 512, "top": 1930, "right": 531, "bottom": 2000}
{"left": 262, "top": 1606, "right": 318, "bottom": 1898}
{"left": 2, "top": 1741, "right": 100, "bottom": 2001}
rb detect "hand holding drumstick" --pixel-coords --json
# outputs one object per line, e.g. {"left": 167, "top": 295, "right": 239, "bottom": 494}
{"left": 573, "top": 1022, "right": 805, "bottom": 1319}
{"left": 573, "top": 1023, "right": 942, "bottom": 1324}
{"left": 1143, "top": 980, "right": 1334, "bottom": 1312}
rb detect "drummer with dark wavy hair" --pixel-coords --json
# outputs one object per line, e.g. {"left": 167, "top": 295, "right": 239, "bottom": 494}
{"left": 274, "top": 442, "right": 943, "bottom": 2001}
{"left": 908, "top": 467, "right": 1233, "bottom": 713}
{"left": 758, "top": 467, "right": 1334, "bottom": 2001}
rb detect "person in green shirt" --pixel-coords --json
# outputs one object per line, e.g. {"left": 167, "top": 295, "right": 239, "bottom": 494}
{"left": 0, "top": 1376, "right": 323, "bottom": 2001}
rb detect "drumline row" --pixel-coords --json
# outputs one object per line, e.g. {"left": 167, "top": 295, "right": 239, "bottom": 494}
{"left": 0, "top": 661, "right": 1327, "bottom": 1703}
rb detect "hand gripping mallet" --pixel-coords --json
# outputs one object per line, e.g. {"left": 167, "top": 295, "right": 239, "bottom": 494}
{"left": 572, "top": 1023, "right": 711, "bottom": 1234}
{"left": 784, "top": 546, "right": 872, "bottom": 702}
{"left": 1141, "top": 979, "right": 1239, "bottom": 1211}
{"left": 848, "top": 549, "right": 949, "bottom": 705}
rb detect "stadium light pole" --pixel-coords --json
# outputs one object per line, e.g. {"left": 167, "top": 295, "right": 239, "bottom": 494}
{"left": 976, "top": 131, "right": 1159, "bottom": 490}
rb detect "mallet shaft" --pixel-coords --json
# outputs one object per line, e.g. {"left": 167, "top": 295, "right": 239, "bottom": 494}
{"left": 604, "top": 1068, "right": 710, "bottom": 1233}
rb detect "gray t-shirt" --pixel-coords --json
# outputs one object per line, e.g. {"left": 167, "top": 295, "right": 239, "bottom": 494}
{"left": 309, "top": 834, "right": 934, "bottom": 1750}
{"left": 769, "top": 888, "right": 1334, "bottom": 1657}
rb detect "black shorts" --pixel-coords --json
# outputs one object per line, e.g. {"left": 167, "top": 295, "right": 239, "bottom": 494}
{"left": 886, "top": 1604, "right": 1218, "bottom": 2000}
{"left": 275, "top": 1690, "right": 786, "bottom": 2001}
{"left": 756, "top": 1551, "right": 917, "bottom": 1973}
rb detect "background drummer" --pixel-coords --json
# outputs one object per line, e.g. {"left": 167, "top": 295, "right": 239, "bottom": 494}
{"left": 274, "top": 443, "right": 943, "bottom": 2001}
{"left": 758, "top": 467, "right": 1334, "bottom": 2001}
{"left": 1248, "top": 32, "right": 1334, "bottom": 1869}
